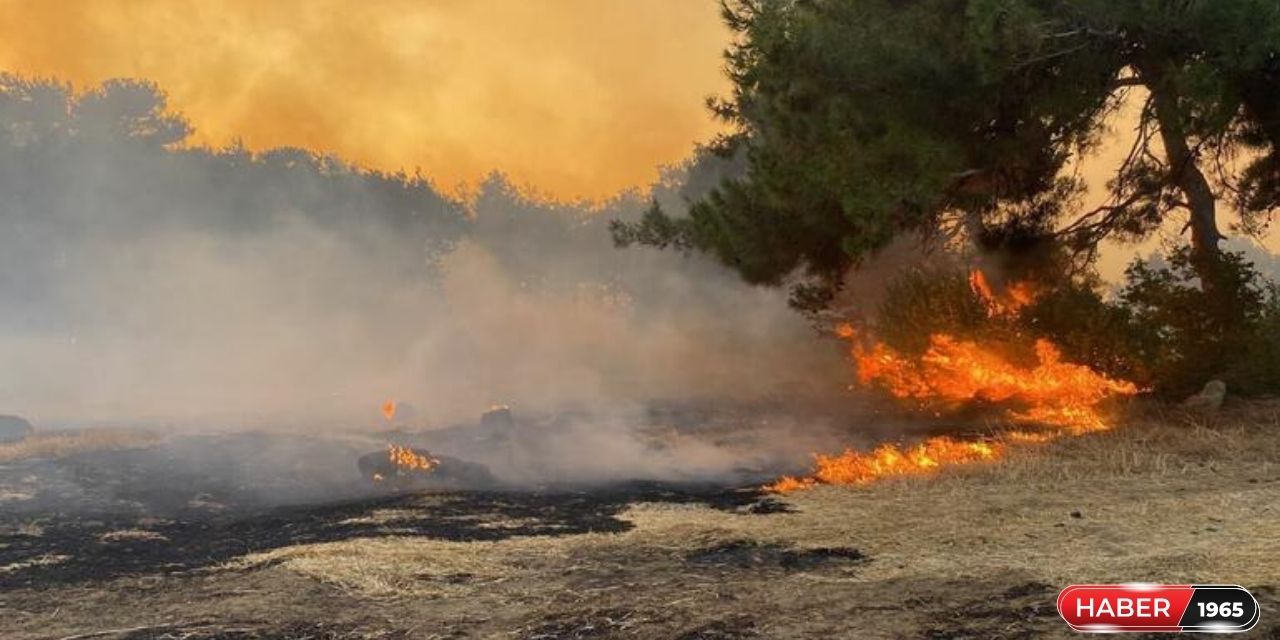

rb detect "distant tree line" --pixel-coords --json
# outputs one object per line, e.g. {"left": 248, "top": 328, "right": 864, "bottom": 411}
{"left": 0, "top": 74, "right": 470, "bottom": 301}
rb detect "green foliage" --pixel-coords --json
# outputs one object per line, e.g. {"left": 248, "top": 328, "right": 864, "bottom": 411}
{"left": 1119, "top": 248, "right": 1280, "bottom": 397}
{"left": 610, "top": 203, "right": 697, "bottom": 253}
{"left": 1246, "top": 286, "right": 1280, "bottom": 390}
{"left": 615, "top": 0, "right": 1280, "bottom": 311}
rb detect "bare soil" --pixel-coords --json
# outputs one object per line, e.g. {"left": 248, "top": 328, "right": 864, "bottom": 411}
{"left": 2, "top": 404, "right": 1278, "bottom": 639}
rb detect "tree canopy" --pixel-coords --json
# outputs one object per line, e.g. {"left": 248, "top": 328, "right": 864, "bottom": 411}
{"left": 613, "top": 0, "right": 1280, "bottom": 311}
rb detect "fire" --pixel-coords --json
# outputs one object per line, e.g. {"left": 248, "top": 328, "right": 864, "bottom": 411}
{"left": 767, "top": 437, "right": 1004, "bottom": 492}
{"left": 387, "top": 444, "right": 438, "bottom": 472}
{"left": 853, "top": 331, "right": 1138, "bottom": 433}
{"left": 969, "top": 269, "right": 1038, "bottom": 316}
{"left": 769, "top": 275, "right": 1140, "bottom": 493}
{"left": 381, "top": 399, "right": 397, "bottom": 422}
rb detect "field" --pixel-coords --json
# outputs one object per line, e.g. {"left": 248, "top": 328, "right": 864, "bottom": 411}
{"left": 1, "top": 404, "right": 1277, "bottom": 639}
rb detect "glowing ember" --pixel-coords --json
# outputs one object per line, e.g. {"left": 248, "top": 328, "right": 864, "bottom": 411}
{"left": 387, "top": 444, "right": 438, "bottom": 472}
{"left": 769, "top": 284, "right": 1140, "bottom": 492}
{"left": 381, "top": 400, "right": 398, "bottom": 422}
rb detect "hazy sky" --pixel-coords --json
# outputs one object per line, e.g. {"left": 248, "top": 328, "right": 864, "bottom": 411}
{"left": 0, "top": 0, "right": 730, "bottom": 200}
{"left": 1, "top": 0, "right": 1272, "bottom": 271}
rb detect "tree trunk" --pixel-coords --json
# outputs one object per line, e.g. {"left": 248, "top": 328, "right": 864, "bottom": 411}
{"left": 1148, "top": 83, "right": 1224, "bottom": 296}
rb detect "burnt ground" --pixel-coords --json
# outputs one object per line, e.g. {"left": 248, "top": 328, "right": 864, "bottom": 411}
{"left": 0, "top": 431, "right": 798, "bottom": 639}
{"left": 0, "top": 433, "right": 769, "bottom": 589}
{"left": 3, "top": 409, "right": 1280, "bottom": 639}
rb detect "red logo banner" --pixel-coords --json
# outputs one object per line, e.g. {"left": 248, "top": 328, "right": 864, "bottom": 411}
{"left": 1058, "top": 584, "right": 1259, "bottom": 633}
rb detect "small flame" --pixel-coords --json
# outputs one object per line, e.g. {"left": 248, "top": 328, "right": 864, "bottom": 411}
{"left": 381, "top": 400, "right": 397, "bottom": 422}
{"left": 969, "top": 269, "right": 1038, "bottom": 316}
{"left": 387, "top": 444, "right": 438, "bottom": 472}
{"left": 767, "top": 437, "right": 1004, "bottom": 492}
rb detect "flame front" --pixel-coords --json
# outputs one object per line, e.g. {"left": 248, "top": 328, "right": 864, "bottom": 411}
{"left": 767, "top": 437, "right": 1004, "bottom": 492}
{"left": 387, "top": 444, "right": 438, "bottom": 472}
{"left": 770, "top": 274, "right": 1141, "bottom": 493}
{"left": 854, "top": 331, "right": 1138, "bottom": 433}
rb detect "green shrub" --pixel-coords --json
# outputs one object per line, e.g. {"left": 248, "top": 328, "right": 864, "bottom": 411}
{"left": 1119, "top": 248, "right": 1280, "bottom": 397}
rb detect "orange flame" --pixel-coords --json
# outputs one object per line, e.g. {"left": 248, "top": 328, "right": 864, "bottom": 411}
{"left": 851, "top": 329, "right": 1137, "bottom": 433}
{"left": 969, "top": 269, "right": 1038, "bottom": 316}
{"left": 387, "top": 444, "right": 438, "bottom": 472}
{"left": 381, "top": 400, "right": 397, "bottom": 422}
{"left": 767, "top": 437, "right": 1004, "bottom": 492}
{"left": 769, "top": 289, "right": 1140, "bottom": 492}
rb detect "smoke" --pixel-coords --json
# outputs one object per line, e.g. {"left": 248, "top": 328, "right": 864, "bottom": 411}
{"left": 0, "top": 185, "right": 850, "bottom": 429}
{"left": 0, "top": 76, "right": 853, "bottom": 455}
{"left": 3, "top": 217, "right": 442, "bottom": 426}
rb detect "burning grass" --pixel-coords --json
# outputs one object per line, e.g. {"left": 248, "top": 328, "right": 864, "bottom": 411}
{"left": 766, "top": 330, "right": 1143, "bottom": 492}
{"left": 765, "top": 437, "right": 1004, "bottom": 492}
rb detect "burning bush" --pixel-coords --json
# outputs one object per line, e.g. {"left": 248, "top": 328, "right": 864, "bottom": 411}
{"left": 770, "top": 266, "right": 1144, "bottom": 492}
{"left": 871, "top": 268, "right": 993, "bottom": 355}
{"left": 865, "top": 267, "right": 1140, "bottom": 430}
{"left": 770, "top": 250, "right": 1280, "bottom": 494}
{"left": 1014, "top": 279, "right": 1151, "bottom": 385}
{"left": 873, "top": 253, "right": 1280, "bottom": 401}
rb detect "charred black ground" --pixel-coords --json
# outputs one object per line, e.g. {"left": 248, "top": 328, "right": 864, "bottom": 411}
{"left": 0, "top": 432, "right": 777, "bottom": 590}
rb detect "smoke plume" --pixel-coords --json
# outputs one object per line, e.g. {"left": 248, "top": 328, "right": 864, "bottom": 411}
{"left": 0, "top": 75, "right": 851, "bottom": 441}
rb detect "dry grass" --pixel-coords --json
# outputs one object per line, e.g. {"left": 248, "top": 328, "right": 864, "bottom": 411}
{"left": 0, "top": 553, "right": 69, "bottom": 575}
{"left": 227, "top": 404, "right": 1280, "bottom": 637}
{"left": 0, "top": 428, "right": 158, "bottom": 463}
{"left": 770, "top": 408, "right": 1280, "bottom": 587}
{"left": 98, "top": 529, "right": 170, "bottom": 544}
{"left": 233, "top": 534, "right": 583, "bottom": 598}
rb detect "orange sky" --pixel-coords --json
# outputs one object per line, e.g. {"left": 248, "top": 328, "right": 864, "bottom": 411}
{"left": 0, "top": 0, "right": 730, "bottom": 200}
{"left": 1080, "top": 91, "right": 1280, "bottom": 278}
{"left": 1, "top": 2, "right": 1272, "bottom": 270}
